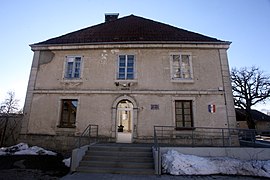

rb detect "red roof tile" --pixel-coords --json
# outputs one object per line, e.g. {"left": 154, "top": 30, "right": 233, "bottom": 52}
{"left": 34, "top": 15, "right": 227, "bottom": 46}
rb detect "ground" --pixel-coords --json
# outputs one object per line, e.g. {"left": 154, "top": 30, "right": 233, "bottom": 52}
{"left": 0, "top": 154, "right": 69, "bottom": 180}
{"left": 0, "top": 143, "right": 269, "bottom": 179}
{"left": 0, "top": 169, "right": 60, "bottom": 180}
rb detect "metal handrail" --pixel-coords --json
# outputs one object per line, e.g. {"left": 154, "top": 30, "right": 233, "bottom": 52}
{"left": 153, "top": 126, "right": 161, "bottom": 175}
{"left": 76, "top": 124, "right": 98, "bottom": 148}
{"left": 153, "top": 126, "right": 270, "bottom": 148}
{"left": 154, "top": 126, "right": 158, "bottom": 150}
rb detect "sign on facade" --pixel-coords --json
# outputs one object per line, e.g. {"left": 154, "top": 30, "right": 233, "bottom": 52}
{"left": 151, "top": 104, "right": 159, "bottom": 110}
{"left": 208, "top": 104, "right": 216, "bottom": 113}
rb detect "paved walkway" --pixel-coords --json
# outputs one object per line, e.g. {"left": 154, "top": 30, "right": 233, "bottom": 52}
{"left": 61, "top": 172, "right": 266, "bottom": 180}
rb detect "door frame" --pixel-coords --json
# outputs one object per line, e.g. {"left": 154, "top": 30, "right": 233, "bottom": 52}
{"left": 116, "top": 105, "right": 133, "bottom": 143}
{"left": 112, "top": 95, "right": 138, "bottom": 143}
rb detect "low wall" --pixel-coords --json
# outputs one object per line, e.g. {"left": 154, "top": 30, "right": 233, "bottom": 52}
{"left": 18, "top": 134, "right": 78, "bottom": 152}
{"left": 0, "top": 114, "right": 23, "bottom": 146}
{"left": 18, "top": 133, "right": 155, "bottom": 152}
{"left": 160, "top": 147, "right": 270, "bottom": 160}
{"left": 71, "top": 144, "right": 90, "bottom": 172}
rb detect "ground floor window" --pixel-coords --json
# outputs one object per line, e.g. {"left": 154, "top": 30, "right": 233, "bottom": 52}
{"left": 175, "top": 100, "right": 193, "bottom": 129}
{"left": 59, "top": 99, "right": 78, "bottom": 128}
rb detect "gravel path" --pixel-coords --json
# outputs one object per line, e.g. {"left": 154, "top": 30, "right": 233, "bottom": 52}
{"left": 0, "top": 169, "right": 60, "bottom": 180}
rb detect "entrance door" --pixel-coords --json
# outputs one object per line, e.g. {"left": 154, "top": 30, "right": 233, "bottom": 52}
{"left": 116, "top": 100, "right": 133, "bottom": 143}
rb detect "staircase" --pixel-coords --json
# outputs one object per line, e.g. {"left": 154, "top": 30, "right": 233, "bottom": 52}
{"left": 76, "top": 143, "right": 155, "bottom": 175}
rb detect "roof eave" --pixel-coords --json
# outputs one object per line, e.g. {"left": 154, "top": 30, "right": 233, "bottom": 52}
{"left": 30, "top": 41, "right": 231, "bottom": 51}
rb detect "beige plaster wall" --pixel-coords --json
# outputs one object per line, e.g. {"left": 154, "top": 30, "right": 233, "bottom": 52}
{"left": 24, "top": 45, "right": 235, "bottom": 141}
{"left": 34, "top": 48, "right": 224, "bottom": 91}
{"left": 27, "top": 93, "right": 229, "bottom": 138}
{"left": 28, "top": 94, "right": 59, "bottom": 135}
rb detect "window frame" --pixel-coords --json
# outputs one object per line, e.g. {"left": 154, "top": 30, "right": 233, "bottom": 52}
{"left": 63, "top": 56, "right": 83, "bottom": 80}
{"left": 58, "top": 99, "right": 78, "bottom": 128}
{"left": 170, "top": 52, "right": 194, "bottom": 83}
{"left": 116, "top": 54, "right": 136, "bottom": 80}
{"left": 172, "top": 98, "right": 195, "bottom": 130}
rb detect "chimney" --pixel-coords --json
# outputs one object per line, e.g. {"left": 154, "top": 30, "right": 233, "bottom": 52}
{"left": 105, "top": 13, "right": 119, "bottom": 22}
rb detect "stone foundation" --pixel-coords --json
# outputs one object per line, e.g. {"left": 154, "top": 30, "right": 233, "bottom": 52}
{"left": 18, "top": 133, "right": 239, "bottom": 152}
{"left": 18, "top": 134, "right": 80, "bottom": 152}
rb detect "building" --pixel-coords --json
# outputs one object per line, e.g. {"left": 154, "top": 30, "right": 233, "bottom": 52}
{"left": 236, "top": 108, "right": 270, "bottom": 132}
{"left": 20, "top": 14, "right": 236, "bottom": 150}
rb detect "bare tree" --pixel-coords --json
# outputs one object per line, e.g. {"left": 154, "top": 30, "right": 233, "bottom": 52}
{"left": 0, "top": 91, "right": 20, "bottom": 146}
{"left": 231, "top": 66, "right": 270, "bottom": 129}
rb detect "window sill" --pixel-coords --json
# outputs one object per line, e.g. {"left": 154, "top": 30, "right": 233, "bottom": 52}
{"left": 57, "top": 125, "right": 76, "bottom": 129}
{"left": 175, "top": 127, "right": 196, "bottom": 131}
{"left": 114, "top": 79, "right": 138, "bottom": 87}
{"left": 61, "top": 78, "right": 83, "bottom": 83}
{"left": 171, "top": 79, "right": 194, "bottom": 83}
{"left": 115, "top": 79, "right": 138, "bottom": 83}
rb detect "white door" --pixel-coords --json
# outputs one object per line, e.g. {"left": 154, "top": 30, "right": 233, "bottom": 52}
{"left": 116, "top": 101, "right": 133, "bottom": 143}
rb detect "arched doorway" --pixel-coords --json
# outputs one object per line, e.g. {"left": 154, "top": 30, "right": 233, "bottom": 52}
{"left": 116, "top": 100, "right": 133, "bottom": 143}
{"left": 112, "top": 95, "right": 138, "bottom": 143}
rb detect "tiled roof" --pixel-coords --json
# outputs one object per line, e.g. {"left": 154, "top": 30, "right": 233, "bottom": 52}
{"left": 235, "top": 109, "right": 270, "bottom": 122}
{"left": 34, "top": 15, "right": 227, "bottom": 46}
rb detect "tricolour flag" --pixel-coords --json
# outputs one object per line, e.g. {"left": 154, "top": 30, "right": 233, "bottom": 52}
{"left": 208, "top": 104, "right": 216, "bottom": 113}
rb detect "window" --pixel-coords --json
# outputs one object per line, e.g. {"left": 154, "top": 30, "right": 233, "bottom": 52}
{"left": 175, "top": 100, "right": 193, "bottom": 129}
{"left": 171, "top": 53, "right": 193, "bottom": 81}
{"left": 59, "top": 99, "right": 78, "bottom": 128}
{"left": 64, "top": 56, "right": 82, "bottom": 79}
{"left": 117, "top": 55, "right": 135, "bottom": 80}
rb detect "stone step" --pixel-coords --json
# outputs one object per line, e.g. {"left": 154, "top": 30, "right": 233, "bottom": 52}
{"left": 83, "top": 155, "right": 154, "bottom": 163}
{"left": 76, "top": 144, "right": 155, "bottom": 175}
{"left": 76, "top": 166, "right": 155, "bottom": 175}
{"left": 80, "top": 160, "right": 154, "bottom": 169}
{"left": 85, "top": 150, "right": 153, "bottom": 157}
{"left": 89, "top": 146, "right": 152, "bottom": 152}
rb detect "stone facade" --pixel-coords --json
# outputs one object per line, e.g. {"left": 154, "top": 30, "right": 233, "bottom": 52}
{"left": 20, "top": 15, "right": 236, "bottom": 151}
{"left": 20, "top": 44, "right": 236, "bottom": 150}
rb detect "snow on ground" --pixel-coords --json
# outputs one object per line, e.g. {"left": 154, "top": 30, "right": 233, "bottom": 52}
{"left": 0, "top": 143, "right": 57, "bottom": 156}
{"left": 1, "top": 143, "right": 71, "bottom": 167}
{"left": 63, "top": 158, "right": 71, "bottom": 167}
{"left": 162, "top": 150, "right": 270, "bottom": 178}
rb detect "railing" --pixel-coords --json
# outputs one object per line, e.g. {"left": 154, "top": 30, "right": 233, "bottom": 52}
{"left": 153, "top": 126, "right": 270, "bottom": 175}
{"left": 237, "top": 129, "right": 270, "bottom": 147}
{"left": 76, "top": 124, "right": 99, "bottom": 148}
{"left": 154, "top": 126, "right": 270, "bottom": 148}
{"left": 153, "top": 126, "right": 161, "bottom": 175}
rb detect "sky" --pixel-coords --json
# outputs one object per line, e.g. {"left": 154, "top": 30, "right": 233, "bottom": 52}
{"left": 0, "top": 0, "right": 270, "bottom": 113}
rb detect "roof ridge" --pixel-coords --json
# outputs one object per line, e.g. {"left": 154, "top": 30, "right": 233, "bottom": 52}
{"left": 33, "top": 14, "right": 228, "bottom": 46}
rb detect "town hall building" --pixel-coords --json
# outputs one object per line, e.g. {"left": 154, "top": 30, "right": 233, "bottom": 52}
{"left": 20, "top": 14, "right": 236, "bottom": 150}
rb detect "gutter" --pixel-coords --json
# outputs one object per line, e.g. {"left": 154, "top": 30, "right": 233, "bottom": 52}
{"left": 30, "top": 41, "right": 231, "bottom": 51}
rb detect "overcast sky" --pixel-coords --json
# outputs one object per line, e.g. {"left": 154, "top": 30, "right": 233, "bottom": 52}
{"left": 1, "top": 0, "right": 270, "bottom": 113}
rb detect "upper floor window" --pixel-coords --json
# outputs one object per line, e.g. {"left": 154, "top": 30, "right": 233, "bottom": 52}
{"left": 117, "top": 55, "right": 135, "bottom": 80}
{"left": 64, "top": 56, "right": 82, "bottom": 79}
{"left": 170, "top": 53, "right": 193, "bottom": 81}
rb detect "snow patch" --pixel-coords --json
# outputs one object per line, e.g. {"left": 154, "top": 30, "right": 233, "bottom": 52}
{"left": 63, "top": 158, "right": 71, "bottom": 167}
{"left": 0, "top": 143, "right": 57, "bottom": 156}
{"left": 162, "top": 150, "right": 270, "bottom": 178}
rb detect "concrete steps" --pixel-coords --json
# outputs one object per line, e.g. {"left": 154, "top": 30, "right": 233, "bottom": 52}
{"left": 76, "top": 144, "right": 155, "bottom": 174}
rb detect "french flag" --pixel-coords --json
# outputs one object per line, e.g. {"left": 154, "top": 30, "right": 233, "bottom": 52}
{"left": 208, "top": 104, "right": 216, "bottom": 113}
